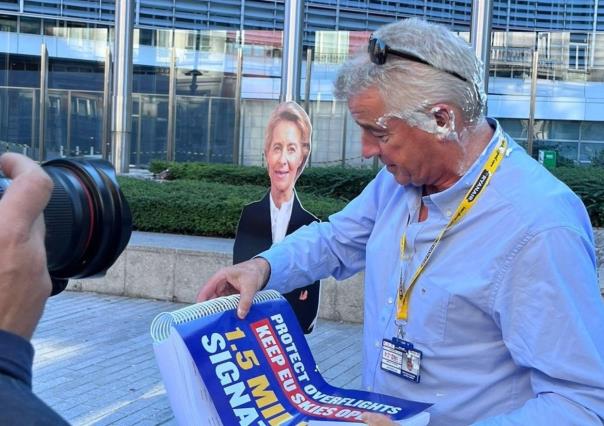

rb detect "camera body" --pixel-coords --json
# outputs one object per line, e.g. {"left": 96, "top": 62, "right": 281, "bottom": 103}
{"left": 0, "top": 157, "right": 132, "bottom": 295}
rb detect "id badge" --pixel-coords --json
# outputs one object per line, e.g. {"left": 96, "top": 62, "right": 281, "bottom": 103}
{"left": 381, "top": 338, "right": 422, "bottom": 383}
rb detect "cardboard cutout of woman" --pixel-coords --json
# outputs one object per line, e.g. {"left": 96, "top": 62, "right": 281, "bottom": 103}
{"left": 233, "top": 102, "right": 320, "bottom": 334}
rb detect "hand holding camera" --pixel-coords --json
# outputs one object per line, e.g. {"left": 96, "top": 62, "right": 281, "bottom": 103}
{"left": 0, "top": 153, "right": 53, "bottom": 339}
{"left": 0, "top": 152, "right": 132, "bottom": 338}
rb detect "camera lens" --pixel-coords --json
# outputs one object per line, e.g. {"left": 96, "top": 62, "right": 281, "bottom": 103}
{"left": 0, "top": 158, "right": 132, "bottom": 296}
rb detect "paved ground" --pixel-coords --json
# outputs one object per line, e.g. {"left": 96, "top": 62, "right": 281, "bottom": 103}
{"left": 32, "top": 291, "right": 363, "bottom": 425}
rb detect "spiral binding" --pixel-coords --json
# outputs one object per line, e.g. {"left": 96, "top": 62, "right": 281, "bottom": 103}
{"left": 150, "top": 290, "right": 283, "bottom": 342}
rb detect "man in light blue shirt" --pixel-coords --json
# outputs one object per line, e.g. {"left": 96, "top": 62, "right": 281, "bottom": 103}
{"left": 198, "top": 18, "right": 604, "bottom": 425}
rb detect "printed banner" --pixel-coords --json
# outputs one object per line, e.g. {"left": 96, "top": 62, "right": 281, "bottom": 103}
{"left": 176, "top": 298, "right": 431, "bottom": 425}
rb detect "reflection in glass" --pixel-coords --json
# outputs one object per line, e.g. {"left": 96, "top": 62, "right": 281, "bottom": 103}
{"left": 49, "top": 59, "right": 104, "bottom": 91}
{"left": 70, "top": 92, "right": 103, "bottom": 157}
{"left": 0, "top": 14, "right": 17, "bottom": 32}
{"left": 133, "top": 65, "right": 169, "bottom": 95}
{"left": 2, "top": 22, "right": 603, "bottom": 169}
{"left": 490, "top": 30, "right": 604, "bottom": 84}
{"left": 3, "top": 55, "right": 40, "bottom": 88}
{"left": 580, "top": 122, "right": 604, "bottom": 142}
{"left": 580, "top": 143, "right": 604, "bottom": 165}
{"left": 309, "top": 100, "right": 367, "bottom": 167}
{"left": 0, "top": 87, "right": 35, "bottom": 155}
{"left": 45, "top": 90, "right": 68, "bottom": 159}
{"left": 131, "top": 96, "right": 141, "bottom": 166}
{"left": 20, "top": 17, "right": 41, "bottom": 35}
{"left": 208, "top": 97, "right": 235, "bottom": 163}
{"left": 175, "top": 96, "right": 210, "bottom": 162}
{"left": 137, "top": 95, "right": 169, "bottom": 166}
{"left": 498, "top": 118, "right": 526, "bottom": 139}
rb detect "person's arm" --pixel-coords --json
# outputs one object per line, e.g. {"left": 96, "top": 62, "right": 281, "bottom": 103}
{"left": 477, "top": 226, "right": 604, "bottom": 425}
{"left": 0, "top": 329, "right": 34, "bottom": 387}
{"left": 0, "top": 153, "right": 69, "bottom": 425}
{"left": 198, "top": 168, "right": 390, "bottom": 316}
{"left": 259, "top": 171, "right": 385, "bottom": 294}
{"left": 0, "top": 328, "right": 69, "bottom": 425}
{"left": 0, "top": 153, "right": 53, "bottom": 339}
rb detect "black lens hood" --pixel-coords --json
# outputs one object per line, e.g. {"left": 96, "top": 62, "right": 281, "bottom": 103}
{"left": 42, "top": 158, "right": 132, "bottom": 280}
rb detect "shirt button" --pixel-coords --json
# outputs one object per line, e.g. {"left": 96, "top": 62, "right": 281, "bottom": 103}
{"left": 446, "top": 209, "right": 452, "bottom": 217}
{"left": 375, "top": 340, "right": 380, "bottom": 348}
{"left": 387, "top": 297, "right": 393, "bottom": 304}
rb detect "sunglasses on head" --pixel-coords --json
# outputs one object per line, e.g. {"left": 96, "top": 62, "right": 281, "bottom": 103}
{"left": 368, "top": 34, "right": 470, "bottom": 84}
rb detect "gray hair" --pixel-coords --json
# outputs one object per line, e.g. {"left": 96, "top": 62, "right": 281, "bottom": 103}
{"left": 334, "top": 18, "right": 486, "bottom": 127}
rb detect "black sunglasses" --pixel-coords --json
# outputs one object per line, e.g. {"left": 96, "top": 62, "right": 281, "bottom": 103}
{"left": 368, "top": 35, "right": 470, "bottom": 84}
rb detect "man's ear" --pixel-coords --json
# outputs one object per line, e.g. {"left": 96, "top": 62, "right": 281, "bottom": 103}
{"left": 431, "top": 104, "right": 453, "bottom": 129}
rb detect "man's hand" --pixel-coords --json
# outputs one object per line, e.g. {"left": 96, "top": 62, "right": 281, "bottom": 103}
{"left": 197, "top": 257, "right": 271, "bottom": 319}
{"left": 0, "top": 153, "right": 53, "bottom": 340}
{"left": 360, "top": 412, "right": 398, "bottom": 425}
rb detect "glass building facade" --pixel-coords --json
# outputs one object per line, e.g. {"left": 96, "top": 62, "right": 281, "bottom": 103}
{"left": 1, "top": 0, "right": 604, "bottom": 167}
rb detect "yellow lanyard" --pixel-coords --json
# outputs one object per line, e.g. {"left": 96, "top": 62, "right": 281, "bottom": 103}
{"left": 396, "top": 137, "right": 508, "bottom": 323}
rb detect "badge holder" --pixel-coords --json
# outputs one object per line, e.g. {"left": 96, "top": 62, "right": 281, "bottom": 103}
{"left": 381, "top": 324, "right": 422, "bottom": 383}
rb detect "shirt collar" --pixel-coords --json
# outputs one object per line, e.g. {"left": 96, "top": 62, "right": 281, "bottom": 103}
{"left": 426, "top": 118, "right": 507, "bottom": 216}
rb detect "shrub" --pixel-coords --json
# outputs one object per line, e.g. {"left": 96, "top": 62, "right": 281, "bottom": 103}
{"left": 144, "top": 161, "right": 604, "bottom": 229}
{"left": 149, "top": 161, "right": 377, "bottom": 201}
{"left": 149, "top": 161, "right": 269, "bottom": 186}
{"left": 118, "top": 177, "right": 347, "bottom": 237}
{"left": 553, "top": 167, "right": 604, "bottom": 227}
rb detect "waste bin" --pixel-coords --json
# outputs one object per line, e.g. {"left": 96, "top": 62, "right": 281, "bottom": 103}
{"left": 538, "top": 150, "right": 557, "bottom": 170}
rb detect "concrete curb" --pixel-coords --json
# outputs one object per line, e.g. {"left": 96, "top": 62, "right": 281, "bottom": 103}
{"left": 68, "top": 232, "right": 366, "bottom": 323}
{"left": 68, "top": 229, "right": 604, "bottom": 324}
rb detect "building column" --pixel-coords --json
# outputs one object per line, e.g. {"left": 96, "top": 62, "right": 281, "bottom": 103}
{"left": 111, "top": 0, "right": 135, "bottom": 173}
{"left": 102, "top": 47, "right": 112, "bottom": 160}
{"left": 470, "top": 0, "right": 493, "bottom": 95}
{"left": 167, "top": 43, "right": 176, "bottom": 162}
{"left": 280, "top": 0, "right": 304, "bottom": 102}
{"left": 38, "top": 43, "right": 48, "bottom": 161}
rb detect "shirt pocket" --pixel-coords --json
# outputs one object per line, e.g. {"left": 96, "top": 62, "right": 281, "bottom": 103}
{"left": 404, "top": 281, "right": 451, "bottom": 345}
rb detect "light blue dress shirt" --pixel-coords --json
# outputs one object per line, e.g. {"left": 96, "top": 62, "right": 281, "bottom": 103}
{"left": 261, "top": 119, "right": 604, "bottom": 425}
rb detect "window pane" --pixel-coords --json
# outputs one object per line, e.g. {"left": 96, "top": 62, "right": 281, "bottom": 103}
{"left": 549, "top": 121, "right": 580, "bottom": 141}
{"left": 580, "top": 143, "right": 604, "bottom": 165}
{"left": 137, "top": 95, "right": 168, "bottom": 165}
{"left": 45, "top": 90, "right": 68, "bottom": 160}
{"left": 0, "top": 14, "right": 17, "bottom": 32}
{"left": 175, "top": 97, "right": 211, "bottom": 162}
{"left": 498, "top": 118, "right": 526, "bottom": 139}
{"left": 581, "top": 122, "right": 604, "bottom": 142}
{"left": 70, "top": 92, "right": 103, "bottom": 157}
{"left": 20, "top": 17, "right": 41, "bottom": 34}
{"left": 0, "top": 87, "right": 35, "bottom": 154}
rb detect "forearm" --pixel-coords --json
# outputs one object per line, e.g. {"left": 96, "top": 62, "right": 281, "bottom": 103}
{"left": 262, "top": 219, "right": 367, "bottom": 293}
{"left": 0, "top": 329, "right": 34, "bottom": 387}
{"left": 260, "top": 174, "right": 383, "bottom": 293}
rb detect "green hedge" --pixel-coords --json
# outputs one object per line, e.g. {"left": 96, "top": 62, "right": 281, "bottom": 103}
{"left": 149, "top": 161, "right": 377, "bottom": 201}
{"left": 145, "top": 161, "right": 604, "bottom": 229}
{"left": 118, "top": 177, "right": 347, "bottom": 237}
{"left": 552, "top": 167, "right": 604, "bottom": 227}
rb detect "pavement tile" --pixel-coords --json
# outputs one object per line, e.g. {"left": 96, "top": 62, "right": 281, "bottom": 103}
{"left": 32, "top": 291, "right": 363, "bottom": 425}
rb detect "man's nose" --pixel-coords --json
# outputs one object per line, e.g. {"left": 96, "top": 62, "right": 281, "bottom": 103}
{"left": 361, "top": 136, "right": 380, "bottom": 159}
